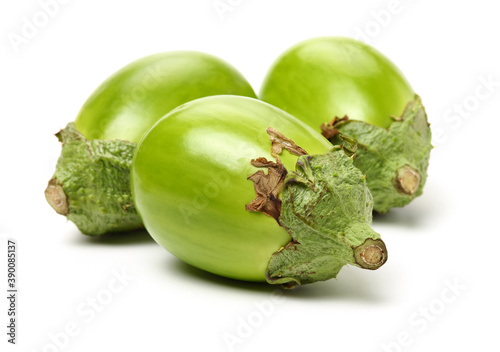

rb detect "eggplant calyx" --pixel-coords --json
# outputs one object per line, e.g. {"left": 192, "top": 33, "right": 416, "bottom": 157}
{"left": 246, "top": 127, "right": 310, "bottom": 222}
{"left": 45, "top": 178, "right": 69, "bottom": 215}
{"left": 395, "top": 165, "right": 421, "bottom": 196}
{"left": 245, "top": 157, "right": 287, "bottom": 223}
{"left": 267, "top": 127, "right": 308, "bottom": 158}
{"left": 246, "top": 127, "right": 386, "bottom": 287}
{"left": 266, "top": 149, "right": 386, "bottom": 286}
{"left": 320, "top": 115, "right": 349, "bottom": 140}
{"left": 46, "top": 123, "right": 143, "bottom": 235}
{"left": 323, "top": 95, "right": 432, "bottom": 213}
{"left": 353, "top": 238, "right": 388, "bottom": 269}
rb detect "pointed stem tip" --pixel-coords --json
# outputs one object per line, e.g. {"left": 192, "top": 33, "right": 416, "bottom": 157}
{"left": 396, "top": 165, "right": 420, "bottom": 196}
{"left": 354, "top": 238, "right": 388, "bottom": 270}
{"left": 45, "top": 179, "right": 69, "bottom": 215}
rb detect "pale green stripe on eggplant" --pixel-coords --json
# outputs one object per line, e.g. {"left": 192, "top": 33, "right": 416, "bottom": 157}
{"left": 330, "top": 96, "right": 432, "bottom": 213}
{"left": 48, "top": 123, "right": 142, "bottom": 235}
{"left": 267, "top": 148, "right": 385, "bottom": 286}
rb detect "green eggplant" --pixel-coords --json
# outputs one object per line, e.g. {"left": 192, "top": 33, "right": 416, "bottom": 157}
{"left": 260, "top": 37, "right": 432, "bottom": 213}
{"left": 45, "top": 51, "right": 256, "bottom": 235}
{"left": 131, "top": 95, "right": 387, "bottom": 287}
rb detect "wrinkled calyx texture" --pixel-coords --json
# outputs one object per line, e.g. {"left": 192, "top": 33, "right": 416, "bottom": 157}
{"left": 247, "top": 129, "right": 387, "bottom": 287}
{"left": 45, "top": 123, "right": 142, "bottom": 235}
{"left": 321, "top": 96, "right": 432, "bottom": 213}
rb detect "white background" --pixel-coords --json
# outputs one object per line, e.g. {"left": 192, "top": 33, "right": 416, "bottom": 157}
{"left": 1, "top": 1, "right": 499, "bottom": 351}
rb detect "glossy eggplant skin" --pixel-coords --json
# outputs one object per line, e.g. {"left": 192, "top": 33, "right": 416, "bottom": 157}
{"left": 131, "top": 96, "right": 332, "bottom": 282}
{"left": 260, "top": 36, "right": 414, "bottom": 130}
{"left": 75, "top": 51, "right": 256, "bottom": 143}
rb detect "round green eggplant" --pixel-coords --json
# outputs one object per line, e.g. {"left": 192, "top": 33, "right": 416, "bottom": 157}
{"left": 45, "top": 51, "right": 256, "bottom": 235}
{"left": 260, "top": 37, "right": 432, "bottom": 213}
{"left": 260, "top": 36, "right": 413, "bottom": 129}
{"left": 75, "top": 51, "right": 256, "bottom": 143}
{"left": 132, "top": 95, "right": 387, "bottom": 286}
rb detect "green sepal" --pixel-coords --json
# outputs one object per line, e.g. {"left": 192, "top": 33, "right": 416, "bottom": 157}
{"left": 46, "top": 123, "right": 143, "bottom": 235}
{"left": 329, "top": 95, "right": 432, "bottom": 213}
{"left": 266, "top": 147, "right": 387, "bottom": 287}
